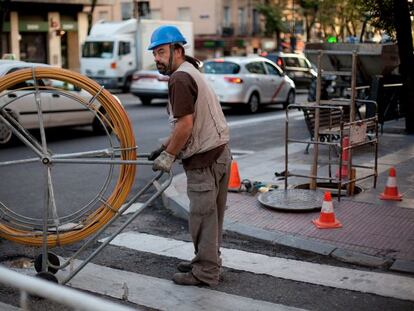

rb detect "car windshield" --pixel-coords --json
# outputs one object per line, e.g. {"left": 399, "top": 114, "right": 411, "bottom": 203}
{"left": 82, "top": 41, "right": 114, "bottom": 58}
{"left": 203, "top": 61, "right": 240, "bottom": 74}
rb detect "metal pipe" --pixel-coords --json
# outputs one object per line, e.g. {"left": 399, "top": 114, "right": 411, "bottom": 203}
{"left": 62, "top": 172, "right": 172, "bottom": 284}
{"left": 0, "top": 266, "right": 135, "bottom": 311}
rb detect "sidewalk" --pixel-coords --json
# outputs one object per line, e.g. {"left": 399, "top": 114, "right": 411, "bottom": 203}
{"left": 163, "top": 119, "right": 414, "bottom": 275}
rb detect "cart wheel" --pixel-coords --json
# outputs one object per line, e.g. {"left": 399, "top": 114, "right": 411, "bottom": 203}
{"left": 34, "top": 252, "right": 60, "bottom": 274}
{"left": 35, "top": 271, "right": 58, "bottom": 284}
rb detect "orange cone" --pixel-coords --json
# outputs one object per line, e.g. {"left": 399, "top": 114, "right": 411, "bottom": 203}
{"left": 336, "top": 136, "right": 349, "bottom": 178}
{"left": 312, "top": 192, "right": 342, "bottom": 229}
{"left": 228, "top": 160, "right": 241, "bottom": 191}
{"left": 380, "top": 167, "right": 402, "bottom": 201}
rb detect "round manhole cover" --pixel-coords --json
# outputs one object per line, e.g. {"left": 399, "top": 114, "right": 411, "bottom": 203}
{"left": 258, "top": 189, "right": 324, "bottom": 211}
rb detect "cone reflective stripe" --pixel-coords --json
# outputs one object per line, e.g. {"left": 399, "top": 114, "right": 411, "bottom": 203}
{"left": 312, "top": 192, "right": 342, "bottom": 229}
{"left": 228, "top": 160, "right": 241, "bottom": 191}
{"left": 380, "top": 167, "right": 402, "bottom": 201}
{"left": 336, "top": 136, "right": 349, "bottom": 178}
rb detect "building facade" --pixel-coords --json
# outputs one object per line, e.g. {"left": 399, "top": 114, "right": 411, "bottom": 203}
{"left": 87, "top": 0, "right": 273, "bottom": 60}
{"left": 0, "top": 0, "right": 113, "bottom": 71}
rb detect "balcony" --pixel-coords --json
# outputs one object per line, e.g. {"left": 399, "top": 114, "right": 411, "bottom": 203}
{"left": 222, "top": 25, "right": 234, "bottom": 37}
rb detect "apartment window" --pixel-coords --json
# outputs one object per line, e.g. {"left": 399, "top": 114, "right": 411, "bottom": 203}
{"left": 238, "top": 7, "right": 246, "bottom": 34}
{"left": 223, "top": 6, "right": 231, "bottom": 27}
{"left": 252, "top": 9, "right": 260, "bottom": 34}
{"left": 121, "top": 2, "right": 133, "bottom": 20}
{"left": 177, "top": 7, "right": 191, "bottom": 21}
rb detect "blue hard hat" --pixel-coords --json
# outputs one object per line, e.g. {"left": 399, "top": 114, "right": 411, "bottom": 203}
{"left": 148, "top": 25, "right": 187, "bottom": 50}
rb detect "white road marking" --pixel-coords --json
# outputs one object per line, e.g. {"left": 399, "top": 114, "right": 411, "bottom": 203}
{"left": 0, "top": 301, "right": 20, "bottom": 311}
{"left": 227, "top": 111, "right": 303, "bottom": 129}
{"left": 101, "top": 232, "right": 414, "bottom": 302}
{"left": 59, "top": 260, "right": 305, "bottom": 311}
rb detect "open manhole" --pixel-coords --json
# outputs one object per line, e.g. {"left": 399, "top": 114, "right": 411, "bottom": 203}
{"left": 294, "top": 182, "right": 363, "bottom": 197}
{"left": 258, "top": 189, "right": 325, "bottom": 212}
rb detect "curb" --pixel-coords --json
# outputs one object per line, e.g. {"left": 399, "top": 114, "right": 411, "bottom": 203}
{"left": 162, "top": 173, "right": 413, "bottom": 274}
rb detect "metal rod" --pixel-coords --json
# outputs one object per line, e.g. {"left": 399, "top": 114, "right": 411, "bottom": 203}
{"left": 340, "top": 173, "right": 377, "bottom": 185}
{"left": 287, "top": 139, "right": 338, "bottom": 146}
{"left": 285, "top": 106, "right": 289, "bottom": 189}
{"left": 0, "top": 266, "right": 135, "bottom": 311}
{"left": 287, "top": 173, "right": 337, "bottom": 181}
{"left": 54, "top": 171, "right": 166, "bottom": 270}
{"left": 51, "top": 158, "right": 153, "bottom": 165}
{"left": 0, "top": 114, "right": 43, "bottom": 158}
{"left": 62, "top": 172, "right": 172, "bottom": 284}
{"left": 0, "top": 157, "right": 39, "bottom": 167}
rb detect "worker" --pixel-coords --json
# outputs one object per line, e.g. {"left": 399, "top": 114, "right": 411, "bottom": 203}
{"left": 147, "top": 25, "right": 231, "bottom": 286}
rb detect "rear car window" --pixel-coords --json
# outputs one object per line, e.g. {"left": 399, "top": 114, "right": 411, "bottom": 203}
{"left": 245, "top": 62, "right": 266, "bottom": 74}
{"left": 203, "top": 61, "right": 240, "bottom": 74}
{"left": 284, "top": 57, "right": 301, "bottom": 67}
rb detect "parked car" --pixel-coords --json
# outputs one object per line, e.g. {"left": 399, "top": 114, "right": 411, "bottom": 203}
{"left": 260, "top": 52, "right": 316, "bottom": 89}
{"left": 0, "top": 61, "right": 108, "bottom": 145}
{"left": 130, "top": 64, "right": 169, "bottom": 105}
{"left": 202, "top": 56, "right": 295, "bottom": 113}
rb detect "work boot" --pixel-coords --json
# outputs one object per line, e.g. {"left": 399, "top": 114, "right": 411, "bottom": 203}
{"left": 172, "top": 272, "right": 205, "bottom": 286}
{"left": 176, "top": 261, "right": 192, "bottom": 273}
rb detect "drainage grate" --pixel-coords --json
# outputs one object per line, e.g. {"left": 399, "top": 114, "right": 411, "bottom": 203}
{"left": 258, "top": 189, "right": 324, "bottom": 211}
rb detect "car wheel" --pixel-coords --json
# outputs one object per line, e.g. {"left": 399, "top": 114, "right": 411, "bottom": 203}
{"left": 247, "top": 93, "right": 260, "bottom": 113}
{"left": 140, "top": 97, "right": 152, "bottom": 106}
{"left": 284, "top": 90, "right": 295, "bottom": 109}
{"left": 0, "top": 119, "right": 13, "bottom": 145}
{"left": 92, "top": 108, "right": 113, "bottom": 135}
{"left": 122, "top": 76, "right": 132, "bottom": 93}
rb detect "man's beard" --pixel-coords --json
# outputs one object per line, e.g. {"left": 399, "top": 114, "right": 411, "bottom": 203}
{"left": 156, "top": 62, "right": 169, "bottom": 75}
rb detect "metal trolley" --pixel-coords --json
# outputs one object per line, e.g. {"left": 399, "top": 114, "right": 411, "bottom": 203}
{"left": 285, "top": 102, "right": 379, "bottom": 200}
{"left": 0, "top": 66, "right": 171, "bottom": 284}
{"left": 284, "top": 49, "right": 379, "bottom": 200}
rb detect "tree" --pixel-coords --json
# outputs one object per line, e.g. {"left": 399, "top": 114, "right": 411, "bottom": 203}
{"left": 87, "top": 0, "right": 98, "bottom": 35}
{"left": 298, "top": 0, "right": 319, "bottom": 41}
{"left": 361, "top": 0, "right": 414, "bottom": 133}
{"left": 256, "top": 3, "right": 288, "bottom": 51}
{"left": 0, "top": 0, "right": 11, "bottom": 56}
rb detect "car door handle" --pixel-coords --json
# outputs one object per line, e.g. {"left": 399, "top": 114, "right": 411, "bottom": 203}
{"left": 129, "top": 61, "right": 133, "bottom": 65}
{"left": 52, "top": 93, "right": 60, "bottom": 98}
{"left": 7, "top": 93, "right": 16, "bottom": 98}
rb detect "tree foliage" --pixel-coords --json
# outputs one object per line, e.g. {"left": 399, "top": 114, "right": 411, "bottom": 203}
{"left": 256, "top": 3, "right": 288, "bottom": 50}
{"left": 360, "top": 0, "right": 414, "bottom": 38}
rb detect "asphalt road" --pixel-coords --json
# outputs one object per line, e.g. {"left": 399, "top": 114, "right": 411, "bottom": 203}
{"left": 0, "top": 93, "right": 413, "bottom": 310}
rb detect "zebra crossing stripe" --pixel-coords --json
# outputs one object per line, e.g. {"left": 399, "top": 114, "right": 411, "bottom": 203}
{"left": 100, "top": 232, "right": 414, "bottom": 302}
{"left": 59, "top": 260, "right": 305, "bottom": 311}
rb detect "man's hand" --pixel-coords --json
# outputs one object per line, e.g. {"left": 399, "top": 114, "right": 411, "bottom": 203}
{"left": 148, "top": 145, "right": 165, "bottom": 161}
{"left": 152, "top": 151, "right": 175, "bottom": 172}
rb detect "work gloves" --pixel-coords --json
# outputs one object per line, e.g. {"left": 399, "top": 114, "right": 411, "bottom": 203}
{"left": 148, "top": 145, "right": 165, "bottom": 161}
{"left": 152, "top": 150, "right": 175, "bottom": 172}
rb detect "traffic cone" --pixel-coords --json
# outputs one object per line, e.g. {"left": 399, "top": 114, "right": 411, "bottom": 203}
{"left": 336, "top": 136, "right": 350, "bottom": 178}
{"left": 380, "top": 167, "right": 402, "bottom": 201}
{"left": 312, "top": 192, "right": 342, "bottom": 229}
{"left": 228, "top": 160, "right": 241, "bottom": 192}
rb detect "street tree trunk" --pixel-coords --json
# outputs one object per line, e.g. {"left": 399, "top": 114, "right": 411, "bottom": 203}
{"left": 393, "top": 0, "right": 414, "bottom": 133}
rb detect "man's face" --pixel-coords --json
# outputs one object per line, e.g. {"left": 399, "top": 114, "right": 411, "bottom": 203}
{"left": 152, "top": 44, "right": 171, "bottom": 75}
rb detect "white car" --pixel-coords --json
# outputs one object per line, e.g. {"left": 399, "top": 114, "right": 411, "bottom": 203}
{"left": 130, "top": 64, "right": 169, "bottom": 106}
{"left": 0, "top": 61, "right": 108, "bottom": 145}
{"left": 202, "top": 56, "right": 296, "bottom": 113}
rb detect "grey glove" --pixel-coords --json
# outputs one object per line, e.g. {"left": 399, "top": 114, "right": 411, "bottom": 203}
{"left": 148, "top": 145, "right": 165, "bottom": 161}
{"left": 152, "top": 150, "right": 175, "bottom": 172}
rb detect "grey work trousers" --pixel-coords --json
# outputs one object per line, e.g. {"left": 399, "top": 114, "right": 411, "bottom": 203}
{"left": 184, "top": 145, "right": 231, "bottom": 286}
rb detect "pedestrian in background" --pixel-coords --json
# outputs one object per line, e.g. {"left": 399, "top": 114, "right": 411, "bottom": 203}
{"left": 147, "top": 25, "right": 231, "bottom": 286}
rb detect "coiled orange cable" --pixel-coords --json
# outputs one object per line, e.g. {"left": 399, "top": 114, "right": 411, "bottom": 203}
{"left": 0, "top": 67, "right": 137, "bottom": 247}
